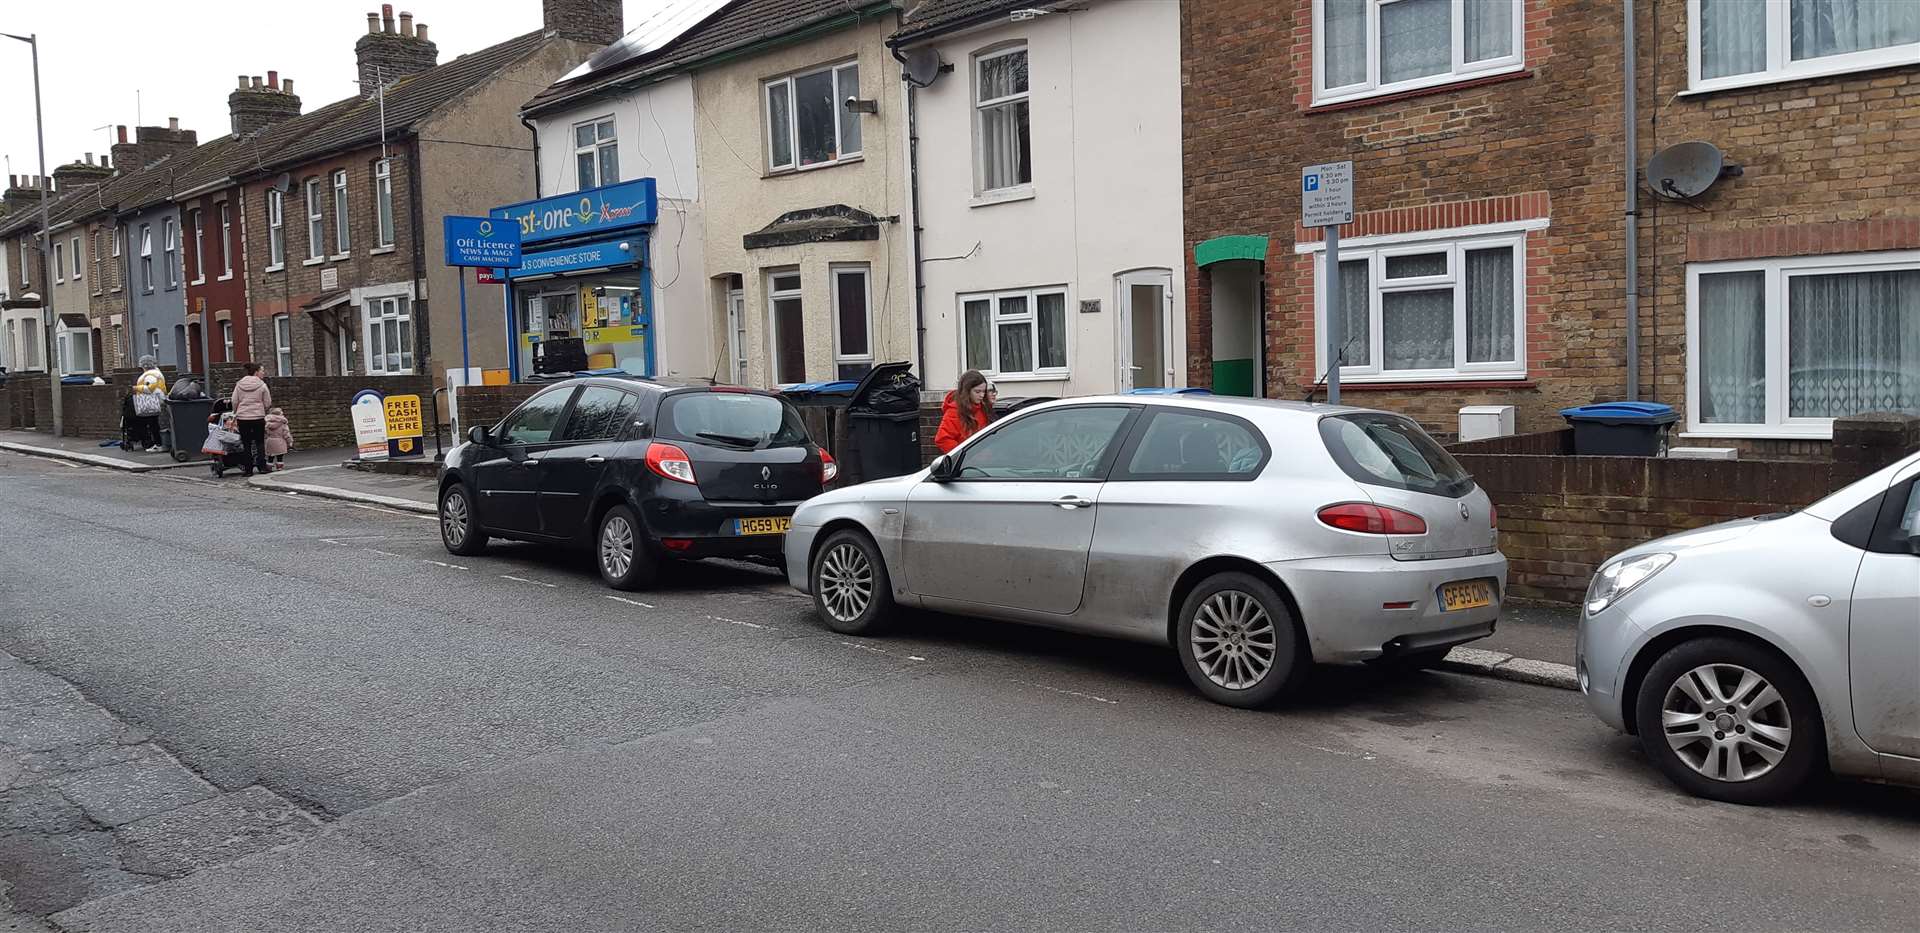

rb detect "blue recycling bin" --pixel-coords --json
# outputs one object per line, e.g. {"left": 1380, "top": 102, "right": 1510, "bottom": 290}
{"left": 1126, "top": 387, "right": 1213, "bottom": 396}
{"left": 1560, "top": 401, "right": 1679, "bottom": 457}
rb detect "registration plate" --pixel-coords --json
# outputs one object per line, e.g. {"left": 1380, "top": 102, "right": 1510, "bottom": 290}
{"left": 733, "top": 516, "right": 791, "bottom": 536}
{"left": 1439, "top": 580, "right": 1495, "bottom": 612}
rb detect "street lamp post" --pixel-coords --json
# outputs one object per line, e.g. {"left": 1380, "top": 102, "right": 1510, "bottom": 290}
{"left": 4, "top": 30, "right": 60, "bottom": 437}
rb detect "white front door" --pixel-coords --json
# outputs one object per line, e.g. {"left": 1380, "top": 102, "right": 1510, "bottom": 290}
{"left": 1117, "top": 269, "right": 1175, "bottom": 392}
{"left": 725, "top": 288, "right": 747, "bottom": 385}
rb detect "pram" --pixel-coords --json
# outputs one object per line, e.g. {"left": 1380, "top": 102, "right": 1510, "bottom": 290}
{"left": 202, "top": 420, "right": 247, "bottom": 478}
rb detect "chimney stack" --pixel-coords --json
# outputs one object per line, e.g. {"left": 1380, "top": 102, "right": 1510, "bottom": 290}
{"left": 54, "top": 153, "right": 114, "bottom": 192}
{"left": 230, "top": 68, "right": 304, "bottom": 136}
{"left": 2, "top": 175, "right": 51, "bottom": 216}
{"left": 125, "top": 122, "right": 198, "bottom": 170}
{"left": 355, "top": 7, "right": 438, "bottom": 96}
{"left": 109, "top": 125, "right": 139, "bottom": 175}
{"left": 543, "top": 0, "right": 624, "bottom": 46}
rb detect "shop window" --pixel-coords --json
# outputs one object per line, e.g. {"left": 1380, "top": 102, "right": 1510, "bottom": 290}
{"left": 768, "top": 271, "right": 806, "bottom": 384}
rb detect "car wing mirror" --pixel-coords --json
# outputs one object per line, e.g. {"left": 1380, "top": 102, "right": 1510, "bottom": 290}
{"left": 468, "top": 425, "right": 491, "bottom": 446}
{"left": 928, "top": 454, "right": 955, "bottom": 482}
{"left": 1907, "top": 531, "right": 1920, "bottom": 557}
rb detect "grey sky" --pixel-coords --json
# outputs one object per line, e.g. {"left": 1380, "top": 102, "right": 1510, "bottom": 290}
{"left": 0, "top": 1, "right": 646, "bottom": 187}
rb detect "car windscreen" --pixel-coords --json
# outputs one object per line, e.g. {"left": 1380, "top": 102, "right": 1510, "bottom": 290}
{"left": 1318, "top": 413, "right": 1475, "bottom": 498}
{"left": 658, "top": 391, "right": 811, "bottom": 450}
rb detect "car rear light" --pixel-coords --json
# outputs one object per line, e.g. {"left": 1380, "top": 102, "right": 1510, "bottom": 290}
{"left": 646, "top": 442, "right": 697, "bottom": 484}
{"left": 820, "top": 449, "right": 839, "bottom": 484}
{"left": 1317, "top": 503, "right": 1428, "bottom": 535}
{"left": 660, "top": 538, "right": 693, "bottom": 552}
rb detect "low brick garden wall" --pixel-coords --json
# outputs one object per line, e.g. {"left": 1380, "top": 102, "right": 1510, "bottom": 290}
{"left": 1452, "top": 414, "right": 1919, "bottom": 603}
{"left": 454, "top": 385, "right": 540, "bottom": 434}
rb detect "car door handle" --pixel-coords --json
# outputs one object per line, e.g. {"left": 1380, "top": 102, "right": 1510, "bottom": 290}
{"left": 1053, "top": 496, "right": 1092, "bottom": 510}
{"left": 519, "top": 458, "right": 541, "bottom": 467}
{"left": 585, "top": 455, "right": 606, "bottom": 466}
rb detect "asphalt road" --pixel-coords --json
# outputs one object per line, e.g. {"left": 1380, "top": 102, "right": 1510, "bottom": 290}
{"left": 2, "top": 451, "right": 1916, "bottom": 932}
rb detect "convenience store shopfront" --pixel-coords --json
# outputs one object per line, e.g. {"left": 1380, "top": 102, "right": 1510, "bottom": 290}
{"left": 491, "top": 179, "right": 659, "bottom": 380}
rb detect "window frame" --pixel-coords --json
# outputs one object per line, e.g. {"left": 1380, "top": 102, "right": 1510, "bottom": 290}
{"left": 948, "top": 403, "right": 1142, "bottom": 484}
{"left": 766, "top": 269, "right": 806, "bottom": 385}
{"left": 218, "top": 202, "right": 233, "bottom": 280}
{"left": 1686, "top": 0, "right": 1920, "bottom": 94}
{"left": 332, "top": 170, "right": 351, "bottom": 257}
{"left": 829, "top": 263, "right": 874, "bottom": 371}
{"left": 69, "top": 235, "right": 82, "bottom": 283}
{"left": 1310, "top": 230, "right": 1529, "bottom": 383}
{"left": 1685, "top": 249, "right": 1920, "bottom": 440}
{"left": 972, "top": 44, "right": 1032, "bottom": 195}
{"left": 572, "top": 116, "right": 619, "bottom": 190}
{"left": 189, "top": 210, "right": 205, "bottom": 285}
{"left": 958, "top": 285, "right": 1071, "bottom": 380}
{"left": 163, "top": 217, "right": 179, "bottom": 288}
{"left": 1312, "top": 0, "right": 1527, "bottom": 107}
{"left": 763, "top": 60, "right": 863, "bottom": 174}
{"left": 139, "top": 224, "right": 154, "bottom": 292}
{"left": 362, "top": 295, "right": 414, "bottom": 375}
{"left": 1110, "top": 407, "right": 1272, "bottom": 483}
{"left": 18, "top": 239, "right": 27, "bottom": 286}
{"left": 304, "top": 178, "right": 324, "bottom": 262}
{"left": 374, "top": 160, "right": 395, "bottom": 249}
{"left": 266, "top": 190, "right": 285, "bottom": 270}
{"left": 274, "top": 314, "right": 294, "bottom": 376}
{"left": 52, "top": 239, "right": 64, "bottom": 283}
{"left": 219, "top": 320, "right": 234, "bottom": 364}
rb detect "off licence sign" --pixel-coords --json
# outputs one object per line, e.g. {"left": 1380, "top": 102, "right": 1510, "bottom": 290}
{"left": 383, "top": 394, "right": 425, "bottom": 438}
{"left": 443, "top": 215, "right": 523, "bottom": 268}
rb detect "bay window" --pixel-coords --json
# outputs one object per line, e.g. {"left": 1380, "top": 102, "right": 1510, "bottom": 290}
{"left": 765, "top": 61, "right": 861, "bottom": 173}
{"left": 1692, "top": 0, "right": 1920, "bottom": 90}
{"left": 974, "top": 46, "right": 1031, "bottom": 193}
{"left": 1690, "top": 252, "right": 1919, "bottom": 437}
{"left": 1313, "top": 232, "right": 1526, "bottom": 381}
{"left": 1315, "top": 0, "right": 1525, "bottom": 105}
{"left": 961, "top": 286, "right": 1069, "bottom": 377}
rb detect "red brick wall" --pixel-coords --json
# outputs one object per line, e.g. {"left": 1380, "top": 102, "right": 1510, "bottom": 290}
{"left": 1182, "top": 0, "right": 1920, "bottom": 440}
{"left": 182, "top": 188, "right": 251, "bottom": 370}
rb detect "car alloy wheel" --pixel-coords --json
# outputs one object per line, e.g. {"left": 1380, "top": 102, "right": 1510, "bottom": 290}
{"left": 817, "top": 541, "right": 874, "bottom": 623}
{"left": 1191, "top": 590, "right": 1278, "bottom": 690}
{"left": 601, "top": 513, "right": 636, "bottom": 580}
{"left": 439, "top": 484, "right": 485, "bottom": 556}
{"left": 1659, "top": 663, "right": 1793, "bottom": 783}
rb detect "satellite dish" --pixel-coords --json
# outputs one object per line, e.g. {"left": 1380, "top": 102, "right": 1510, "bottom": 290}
{"left": 271, "top": 172, "right": 293, "bottom": 194}
{"left": 1646, "top": 141, "right": 1740, "bottom": 201}
{"left": 902, "top": 48, "right": 946, "bottom": 88}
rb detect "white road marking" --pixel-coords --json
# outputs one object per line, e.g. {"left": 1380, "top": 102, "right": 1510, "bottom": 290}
{"left": 606, "top": 595, "right": 655, "bottom": 609}
{"left": 906, "top": 655, "right": 928, "bottom": 662}
{"left": 840, "top": 640, "right": 888, "bottom": 655}
{"left": 422, "top": 559, "right": 469, "bottom": 571}
{"left": 320, "top": 539, "right": 351, "bottom": 547}
{"left": 1014, "top": 680, "right": 1118, "bottom": 705}
{"left": 363, "top": 549, "right": 404, "bottom": 558}
{"left": 501, "top": 574, "right": 559, "bottom": 588}
{"left": 706, "top": 615, "right": 770, "bottom": 630}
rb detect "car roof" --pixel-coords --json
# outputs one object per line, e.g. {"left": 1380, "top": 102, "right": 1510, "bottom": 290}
{"left": 1027, "top": 394, "right": 1380, "bottom": 419}
{"left": 528, "top": 375, "right": 780, "bottom": 396}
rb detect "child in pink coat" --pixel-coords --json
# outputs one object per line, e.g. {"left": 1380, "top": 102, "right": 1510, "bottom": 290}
{"left": 264, "top": 407, "right": 295, "bottom": 471}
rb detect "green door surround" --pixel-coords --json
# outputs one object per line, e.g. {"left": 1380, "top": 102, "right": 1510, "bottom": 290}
{"left": 1193, "top": 235, "right": 1268, "bottom": 268}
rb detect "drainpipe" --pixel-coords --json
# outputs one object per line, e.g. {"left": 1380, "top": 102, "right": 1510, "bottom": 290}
{"left": 1623, "top": 0, "right": 1640, "bottom": 401}
{"left": 522, "top": 114, "right": 542, "bottom": 196}
{"left": 408, "top": 135, "right": 429, "bottom": 374}
{"left": 891, "top": 46, "right": 929, "bottom": 381}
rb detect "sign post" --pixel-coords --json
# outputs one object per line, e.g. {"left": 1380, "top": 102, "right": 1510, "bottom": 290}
{"left": 442, "top": 216, "right": 523, "bottom": 431}
{"left": 1302, "top": 161, "right": 1354, "bottom": 405}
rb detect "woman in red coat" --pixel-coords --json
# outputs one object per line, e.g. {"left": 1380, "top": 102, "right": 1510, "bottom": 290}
{"left": 934, "top": 370, "right": 992, "bottom": 453}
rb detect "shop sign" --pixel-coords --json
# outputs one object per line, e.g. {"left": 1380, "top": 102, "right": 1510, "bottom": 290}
{"left": 507, "top": 236, "right": 641, "bottom": 279}
{"left": 443, "top": 216, "right": 524, "bottom": 268}
{"left": 492, "top": 178, "right": 658, "bottom": 246}
{"left": 350, "top": 390, "right": 389, "bottom": 461}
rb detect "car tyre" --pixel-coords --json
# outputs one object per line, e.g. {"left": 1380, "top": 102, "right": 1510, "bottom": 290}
{"left": 439, "top": 482, "right": 488, "bottom": 557}
{"left": 810, "top": 529, "right": 895, "bottom": 636}
{"left": 1633, "top": 637, "right": 1824, "bottom": 806}
{"left": 596, "top": 503, "right": 657, "bottom": 591}
{"left": 1176, "top": 572, "right": 1306, "bottom": 709}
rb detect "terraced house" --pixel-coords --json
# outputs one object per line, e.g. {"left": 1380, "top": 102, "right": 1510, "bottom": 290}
{"left": 1183, "top": 0, "right": 1920, "bottom": 451}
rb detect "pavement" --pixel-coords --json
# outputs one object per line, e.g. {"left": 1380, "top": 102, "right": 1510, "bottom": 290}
{"left": 2, "top": 449, "right": 1916, "bottom": 931}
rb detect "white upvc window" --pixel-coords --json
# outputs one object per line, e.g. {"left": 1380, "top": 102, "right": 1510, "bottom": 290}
{"left": 139, "top": 225, "right": 154, "bottom": 292}
{"left": 163, "top": 217, "right": 178, "bottom": 288}
{"left": 146, "top": 328, "right": 159, "bottom": 362}
{"left": 52, "top": 240, "right": 64, "bottom": 282}
{"left": 573, "top": 116, "right": 619, "bottom": 190}
{"left": 374, "top": 159, "right": 395, "bottom": 248}
{"left": 767, "top": 270, "right": 806, "bottom": 385}
{"left": 973, "top": 46, "right": 1031, "bottom": 194}
{"left": 1687, "top": 250, "right": 1920, "bottom": 439}
{"left": 1689, "top": 0, "right": 1920, "bottom": 93}
{"left": 1313, "top": 0, "right": 1525, "bottom": 106}
{"left": 111, "top": 227, "right": 121, "bottom": 258}
{"left": 58, "top": 326, "right": 90, "bottom": 376}
{"left": 363, "top": 296, "right": 414, "bottom": 374}
{"left": 332, "top": 170, "right": 351, "bottom": 255}
{"left": 218, "top": 202, "right": 233, "bottom": 278}
{"left": 70, "top": 235, "right": 82, "bottom": 282}
{"left": 830, "top": 263, "right": 873, "bottom": 378}
{"left": 960, "top": 286, "right": 1070, "bottom": 378}
{"left": 267, "top": 190, "right": 285, "bottom": 269}
{"left": 219, "top": 320, "right": 234, "bottom": 363}
{"left": 304, "top": 178, "right": 324, "bottom": 261}
{"left": 190, "top": 210, "right": 205, "bottom": 284}
{"left": 764, "top": 60, "right": 862, "bottom": 173}
{"left": 1311, "top": 231, "right": 1528, "bottom": 382}
{"left": 18, "top": 239, "right": 27, "bottom": 286}
{"left": 274, "top": 314, "right": 294, "bottom": 376}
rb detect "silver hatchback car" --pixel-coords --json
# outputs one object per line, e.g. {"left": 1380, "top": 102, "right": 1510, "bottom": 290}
{"left": 784, "top": 397, "right": 1506, "bottom": 707}
{"left": 1578, "top": 450, "right": 1920, "bottom": 804}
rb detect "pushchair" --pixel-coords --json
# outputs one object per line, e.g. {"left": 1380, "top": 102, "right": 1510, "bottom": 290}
{"left": 202, "top": 419, "right": 247, "bottom": 478}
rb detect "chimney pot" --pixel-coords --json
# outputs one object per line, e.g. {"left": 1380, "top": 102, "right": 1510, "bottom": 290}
{"left": 237, "top": 74, "right": 249, "bottom": 90}
{"left": 366, "top": 12, "right": 380, "bottom": 33}
{"left": 282, "top": 78, "right": 294, "bottom": 96}
{"left": 251, "top": 75, "right": 263, "bottom": 89}
{"left": 399, "top": 12, "right": 413, "bottom": 37}
{"left": 267, "top": 69, "right": 279, "bottom": 89}
{"left": 416, "top": 23, "right": 428, "bottom": 42}
{"left": 168, "top": 117, "right": 180, "bottom": 131}
{"left": 117, "top": 125, "right": 128, "bottom": 143}
{"left": 382, "top": 3, "right": 395, "bottom": 33}
{"left": 85, "top": 153, "right": 93, "bottom": 164}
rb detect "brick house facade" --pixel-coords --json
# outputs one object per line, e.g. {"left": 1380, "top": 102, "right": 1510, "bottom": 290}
{"left": 1182, "top": 0, "right": 1920, "bottom": 446}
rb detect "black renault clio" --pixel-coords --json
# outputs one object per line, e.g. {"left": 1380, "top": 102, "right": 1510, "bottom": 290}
{"left": 438, "top": 377, "right": 836, "bottom": 589}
